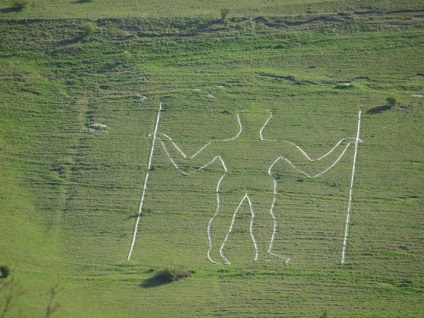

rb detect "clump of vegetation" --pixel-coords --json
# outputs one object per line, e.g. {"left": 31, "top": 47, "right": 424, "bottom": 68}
{"left": 0, "top": 265, "right": 10, "bottom": 278}
{"left": 12, "top": 0, "right": 31, "bottom": 10}
{"left": 154, "top": 268, "right": 192, "bottom": 283}
{"left": 82, "top": 22, "right": 97, "bottom": 39}
{"left": 142, "top": 268, "right": 193, "bottom": 287}
{"left": 386, "top": 95, "right": 398, "bottom": 107}
{"left": 122, "top": 50, "right": 133, "bottom": 62}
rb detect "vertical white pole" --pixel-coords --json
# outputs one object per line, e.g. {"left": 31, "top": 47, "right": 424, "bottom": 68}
{"left": 341, "top": 109, "right": 362, "bottom": 264}
{"left": 127, "top": 103, "right": 162, "bottom": 261}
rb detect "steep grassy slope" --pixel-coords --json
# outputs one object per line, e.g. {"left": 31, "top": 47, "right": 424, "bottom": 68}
{"left": 0, "top": 6, "right": 423, "bottom": 317}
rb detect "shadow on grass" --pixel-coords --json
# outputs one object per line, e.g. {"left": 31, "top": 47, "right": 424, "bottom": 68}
{"left": 0, "top": 7, "right": 23, "bottom": 14}
{"left": 366, "top": 105, "right": 391, "bottom": 114}
{"left": 57, "top": 36, "right": 83, "bottom": 46}
{"left": 141, "top": 276, "right": 172, "bottom": 288}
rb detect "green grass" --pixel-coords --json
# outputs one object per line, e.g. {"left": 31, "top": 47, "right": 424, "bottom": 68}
{"left": 0, "top": 3, "right": 423, "bottom": 317}
{"left": 0, "top": 0, "right": 422, "bottom": 19}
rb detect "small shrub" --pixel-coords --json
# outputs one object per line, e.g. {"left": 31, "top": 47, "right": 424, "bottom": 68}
{"left": 141, "top": 268, "right": 193, "bottom": 287}
{"left": 0, "top": 265, "right": 10, "bottom": 278}
{"left": 122, "top": 50, "right": 133, "bottom": 62}
{"left": 83, "top": 22, "right": 97, "bottom": 39}
{"left": 154, "top": 269, "right": 175, "bottom": 283}
{"left": 154, "top": 268, "right": 191, "bottom": 283}
{"left": 12, "top": 0, "right": 31, "bottom": 9}
{"left": 386, "top": 96, "right": 398, "bottom": 107}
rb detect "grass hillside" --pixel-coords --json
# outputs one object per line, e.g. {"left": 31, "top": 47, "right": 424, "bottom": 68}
{"left": 1, "top": 0, "right": 422, "bottom": 19}
{"left": 0, "top": 1, "right": 423, "bottom": 317}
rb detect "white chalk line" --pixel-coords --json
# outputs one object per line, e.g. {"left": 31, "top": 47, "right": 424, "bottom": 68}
{"left": 260, "top": 112, "right": 274, "bottom": 141}
{"left": 223, "top": 114, "right": 242, "bottom": 141}
{"left": 207, "top": 174, "right": 226, "bottom": 264}
{"left": 341, "top": 110, "right": 362, "bottom": 264}
{"left": 219, "top": 194, "right": 258, "bottom": 265}
{"left": 269, "top": 141, "right": 352, "bottom": 179}
{"left": 160, "top": 141, "right": 228, "bottom": 176}
{"left": 268, "top": 179, "right": 278, "bottom": 253}
{"left": 161, "top": 130, "right": 259, "bottom": 264}
{"left": 266, "top": 173, "right": 291, "bottom": 265}
{"left": 160, "top": 111, "right": 360, "bottom": 265}
{"left": 162, "top": 133, "right": 188, "bottom": 158}
{"left": 127, "top": 103, "right": 162, "bottom": 261}
{"left": 262, "top": 114, "right": 356, "bottom": 162}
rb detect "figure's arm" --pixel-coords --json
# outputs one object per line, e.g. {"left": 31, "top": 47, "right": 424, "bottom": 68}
{"left": 159, "top": 134, "right": 226, "bottom": 175}
{"left": 270, "top": 137, "right": 362, "bottom": 178}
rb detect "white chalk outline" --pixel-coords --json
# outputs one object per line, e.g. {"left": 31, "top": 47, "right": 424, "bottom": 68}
{"left": 127, "top": 103, "right": 162, "bottom": 261}
{"left": 341, "top": 109, "right": 362, "bottom": 264}
{"left": 219, "top": 193, "right": 258, "bottom": 265}
{"left": 160, "top": 110, "right": 362, "bottom": 265}
{"left": 259, "top": 112, "right": 274, "bottom": 141}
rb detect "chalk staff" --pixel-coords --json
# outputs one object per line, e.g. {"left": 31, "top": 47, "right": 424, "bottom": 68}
{"left": 127, "top": 102, "right": 162, "bottom": 261}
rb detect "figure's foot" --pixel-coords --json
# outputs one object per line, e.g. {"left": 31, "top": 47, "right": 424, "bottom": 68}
{"left": 207, "top": 256, "right": 219, "bottom": 264}
{"left": 208, "top": 249, "right": 231, "bottom": 265}
{"left": 267, "top": 252, "right": 291, "bottom": 265}
{"left": 207, "top": 249, "right": 220, "bottom": 264}
{"left": 207, "top": 257, "right": 230, "bottom": 265}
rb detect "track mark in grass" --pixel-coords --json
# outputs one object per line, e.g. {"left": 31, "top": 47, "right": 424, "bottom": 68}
{"left": 256, "top": 72, "right": 316, "bottom": 85}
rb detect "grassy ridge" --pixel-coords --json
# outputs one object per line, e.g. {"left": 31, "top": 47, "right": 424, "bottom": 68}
{"left": 1, "top": 0, "right": 423, "bottom": 19}
{"left": 0, "top": 5, "right": 423, "bottom": 317}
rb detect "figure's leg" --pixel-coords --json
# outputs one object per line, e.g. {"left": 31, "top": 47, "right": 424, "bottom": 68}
{"left": 219, "top": 193, "right": 255, "bottom": 264}
{"left": 266, "top": 180, "right": 290, "bottom": 264}
{"left": 239, "top": 182, "right": 290, "bottom": 264}
{"left": 206, "top": 175, "right": 225, "bottom": 264}
{"left": 207, "top": 187, "right": 251, "bottom": 265}
{"left": 246, "top": 190, "right": 278, "bottom": 261}
{"left": 213, "top": 189, "right": 275, "bottom": 263}
{"left": 268, "top": 179, "right": 278, "bottom": 255}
